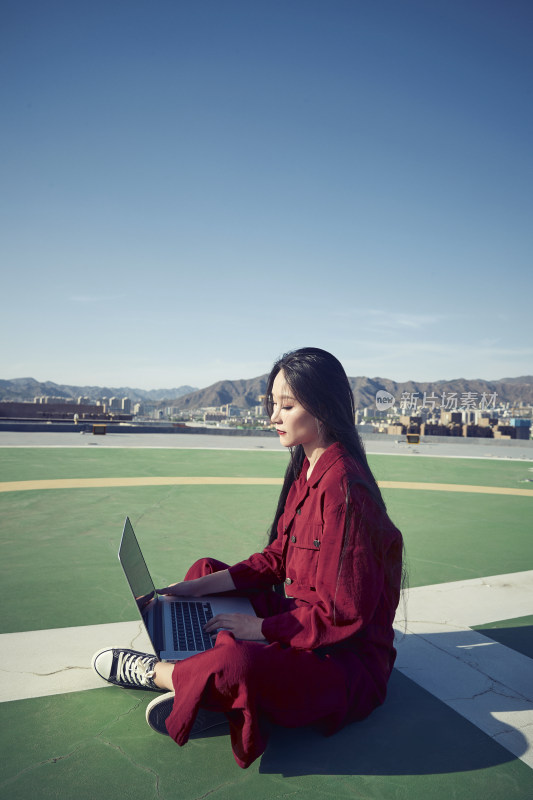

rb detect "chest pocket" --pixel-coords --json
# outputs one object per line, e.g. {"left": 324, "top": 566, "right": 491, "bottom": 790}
{"left": 285, "top": 522, "right": 322, "bottom": 591}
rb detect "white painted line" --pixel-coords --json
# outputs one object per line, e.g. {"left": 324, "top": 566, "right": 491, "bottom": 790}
{"left": 0, "top": 621, "right": 153, "bottom": 703}
{"left": 395, "top": 570, "right": 533, "bottom": 769}
{"left": 399, "top": 570, "right": 533, "bottom": 629}
{"left": 1, "top": 572, "right": 532, "bottom": 770}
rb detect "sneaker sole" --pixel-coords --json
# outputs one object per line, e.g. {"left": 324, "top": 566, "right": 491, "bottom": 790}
{"left": 146, "top": 692, "right": 175, "bottom": 735}
{"left": 145, "top": 694, "right": 228, "bottom": 738}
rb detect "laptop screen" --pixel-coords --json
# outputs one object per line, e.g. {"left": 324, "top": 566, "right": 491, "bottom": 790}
{"left": 119, "top": 517, "right": 156, "bottom": 612}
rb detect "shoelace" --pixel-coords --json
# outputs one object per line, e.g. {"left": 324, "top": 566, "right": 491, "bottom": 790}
{"left": 116, "top": 652, "right": 155, "bottom": 687}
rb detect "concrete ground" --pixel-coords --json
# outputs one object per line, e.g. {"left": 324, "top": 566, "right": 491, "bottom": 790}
{"left": 1, "top": 429, "right": 533, "bottom": 460}
{"left": 1, "top": 432, "right": 532, "bottom": 799}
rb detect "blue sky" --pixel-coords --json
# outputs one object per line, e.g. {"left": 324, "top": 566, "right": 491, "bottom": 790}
{"left": 2, "top": 0, "right": 532, "bottom": 390}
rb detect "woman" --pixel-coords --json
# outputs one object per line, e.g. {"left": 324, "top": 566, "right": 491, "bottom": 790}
{"left": 92, "top": 347, "right": 404, "bottom": 769}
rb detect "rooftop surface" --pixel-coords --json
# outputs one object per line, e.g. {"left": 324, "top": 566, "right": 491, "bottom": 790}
{"left": 1, "top": 432, "right": 532, "bottom": 799}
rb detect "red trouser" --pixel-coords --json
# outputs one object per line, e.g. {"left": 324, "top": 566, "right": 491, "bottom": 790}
{"left": 165, "top": 559, "right": 354, "bottom": 768}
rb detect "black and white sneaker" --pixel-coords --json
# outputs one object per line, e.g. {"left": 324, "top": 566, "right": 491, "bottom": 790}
{"left": 145, "top": 692, "right": 174, "bottom": 735}
{"left": 146, "top": 693, "right": 228, "bottom": 738}
{"left": 91, "top": 647, "right": 162, "bottom": 691}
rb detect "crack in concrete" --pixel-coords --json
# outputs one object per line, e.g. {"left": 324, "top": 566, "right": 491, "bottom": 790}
{"left": 94, "top": 696, "right": 145, "bottom": 737}
{"left": 492, "top": 721, "right": 533, "bottom": 741}
{"left": 446, "top": 682, "right": 532, "bottom": 706}
{"left": 8, "top": 666, "right": 93, "bottom": 677}
{"left": 0, "top": 743, "right": 86, "bottom": 791}
{"left": 0, "top": 697, "right": 166, "bottom": 795}
{"left": 191, "top": 781, "right": 247, "bottom": 800}
{"left": 406, "top": 629, "right": 533, "bottom": 706}
{"left": 97, "top": 737, "right": 162, "bottom": 798}
{"left": 92, "top": 696, "right": 165, "bottom": 797}
{"left": 128, "top": 622, "right": 152, "bottom": 652}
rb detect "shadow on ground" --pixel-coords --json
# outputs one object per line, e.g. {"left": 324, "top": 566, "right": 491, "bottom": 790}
{"left": 259, "top": 671, "right": 525, "bottom": 777}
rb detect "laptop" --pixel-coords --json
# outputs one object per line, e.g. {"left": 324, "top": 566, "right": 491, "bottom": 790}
{"left": 119, "top": 516, "right": 257, "bottom": 661}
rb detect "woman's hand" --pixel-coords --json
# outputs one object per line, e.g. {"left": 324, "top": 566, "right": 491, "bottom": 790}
{"left": 204, "top": 613, "right": 266, "bottom": 641}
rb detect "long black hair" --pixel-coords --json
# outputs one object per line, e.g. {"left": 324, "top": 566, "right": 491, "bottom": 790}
{"left": 265, "top": 347, "right": 386, "bottom": 546}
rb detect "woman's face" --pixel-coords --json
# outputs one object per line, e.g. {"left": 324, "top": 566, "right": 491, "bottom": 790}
{"left": 270, "top": 370, "right": 321, "bottom": 451}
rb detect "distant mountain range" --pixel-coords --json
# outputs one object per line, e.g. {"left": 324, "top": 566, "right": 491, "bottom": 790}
{"left": 2, "top": 375, "right": 531, "bottom": 410}
{"left": 0, "top": 378, "right": 197, "bottom": 405}
{"left": 169, "top": 375, "right": 533, "bottom": 411}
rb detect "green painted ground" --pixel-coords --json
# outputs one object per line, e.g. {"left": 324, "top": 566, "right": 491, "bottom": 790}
{"left": 1, "top": 484, "right": 532, "bottom": 634}
{"left": 371, "top": 453, "right": 533, "bottom": 489}
{"left": 1, "top": 449, "right": 532, "bottom": 633}
{"left": 1, "top": 446, "right": 532, "bottom": 487}
{"left": 0, "top": 447, "right": 290, "bottom": 482}
{"left": 1, "top": 447, "right": 532, "bottom": 799}
{"left": 1, "top": 670, "right": 531, "bottom": 800}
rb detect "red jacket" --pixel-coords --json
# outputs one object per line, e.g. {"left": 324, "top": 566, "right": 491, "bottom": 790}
{"left": 229, "top": 442, "right": 403, "bottom": 700}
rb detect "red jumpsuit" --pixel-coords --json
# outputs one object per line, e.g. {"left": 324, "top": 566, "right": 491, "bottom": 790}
{"left": 166, "top": 443, "right": 403, "bottom": 768}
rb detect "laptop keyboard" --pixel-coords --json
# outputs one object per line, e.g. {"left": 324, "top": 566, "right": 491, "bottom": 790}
{"left": 170, "top": 600, "right": 215, "bottom": 652}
